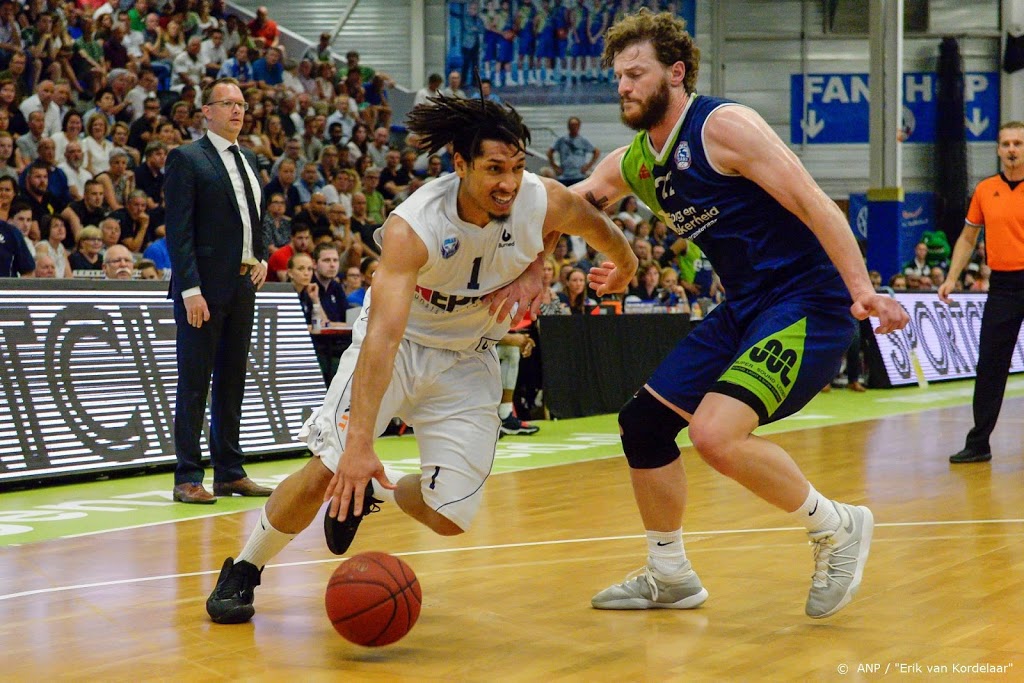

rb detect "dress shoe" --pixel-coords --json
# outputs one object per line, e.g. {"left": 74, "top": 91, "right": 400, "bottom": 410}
{"left": 949, "top": 448, "right": 992, "bottom": 464}
{"left": 207, "top": 557, "right": 262, "bottom": 624}
{"left": 173, "top": 482, "right": 216, "bottom": 504}
{"left": 213, "top": 477, "right": 274, "bottom": 497}
{"left": 848, "top": 381, "right": 867, "bottom": 392}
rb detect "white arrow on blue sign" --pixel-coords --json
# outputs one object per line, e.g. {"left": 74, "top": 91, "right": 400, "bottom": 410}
{"left": 790, "top": 72, "right": 999, "bottom": 144}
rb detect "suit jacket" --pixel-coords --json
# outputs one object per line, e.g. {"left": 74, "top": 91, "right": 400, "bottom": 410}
{"left": 165, "top": 136, "right": 267, "bottom": 305}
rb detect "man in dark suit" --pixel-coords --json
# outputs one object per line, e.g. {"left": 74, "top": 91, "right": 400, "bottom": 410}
{"left": 165, "top": 77, "right": 275, "bottom": 504}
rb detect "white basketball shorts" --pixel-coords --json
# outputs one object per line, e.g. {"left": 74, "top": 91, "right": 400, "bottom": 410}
{"left": 297, "top": 311, "right": 502, "bottom": 531}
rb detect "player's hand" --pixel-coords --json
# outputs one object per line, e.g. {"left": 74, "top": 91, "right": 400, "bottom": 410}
{"left": 587, "top": 260, "right": 633, "bottom": 296}
{"left": 850, "top": 291, "right": 908, "bottom": 334}
{"left": 324, "top": 445, "right": 396, "bottom": 521}
{"left": 937, "top": 279, "right": 956, "bottom": 304}
{"left": 484, "top": 260, "right": 543, "bottom": 325}
{"left": 184, "top": 293, "right": 210, "bottom": 328}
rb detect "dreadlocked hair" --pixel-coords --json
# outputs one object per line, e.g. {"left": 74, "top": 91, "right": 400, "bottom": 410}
{"left": 405, "top": 94, "right": 531, "bottom": 164}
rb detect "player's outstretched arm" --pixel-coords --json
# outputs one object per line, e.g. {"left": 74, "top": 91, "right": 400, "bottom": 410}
{"left": 570, "top": 145, "right": 632, "bottom": 214}
{"left": 541, "top": 176, "right": 638, "bottom": 296}
{"left": 704, "top": 106, "right": 908, "bottom": 334}
{"left": 326, "top": 215, "right": 427, "bottom": 522}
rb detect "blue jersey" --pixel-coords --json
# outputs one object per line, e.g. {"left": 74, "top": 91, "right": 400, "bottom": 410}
{"left": 620, "top": 95, "right": 842, "bottom": 303}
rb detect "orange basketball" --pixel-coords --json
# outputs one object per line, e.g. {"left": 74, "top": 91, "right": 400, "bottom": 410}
{"left": 325, "top": 551, "right": 422, "bottom": 647}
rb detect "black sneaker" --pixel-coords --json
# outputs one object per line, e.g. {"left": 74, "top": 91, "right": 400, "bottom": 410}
{"left": 324, "top": 481, "right": 382, "bottom": 555}
{"left": 499, "top": 413, "right": 540, "bottom": 436}
{"left": 949, "top": 448, "right": 992, "bottom": 464}
{"left": 206, "top": 557, "right": 262, "bottom": 624}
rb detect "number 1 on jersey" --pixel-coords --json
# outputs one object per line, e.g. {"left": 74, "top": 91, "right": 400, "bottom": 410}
{"left": 467, "top": 256, "right": 482, "bottom": 290}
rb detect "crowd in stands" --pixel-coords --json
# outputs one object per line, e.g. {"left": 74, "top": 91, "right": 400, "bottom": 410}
{"left": 0, "top": 0, "right": 416, "bottom": 281}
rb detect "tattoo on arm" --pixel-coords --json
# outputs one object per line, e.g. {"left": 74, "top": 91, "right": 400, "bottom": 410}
{"left": 584, "top": 191, "right": 609, "bottom": 212}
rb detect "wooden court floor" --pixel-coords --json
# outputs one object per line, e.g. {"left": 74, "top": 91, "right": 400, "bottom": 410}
{"left": 2, "top": 400, "right": 1024, "bottom": 682}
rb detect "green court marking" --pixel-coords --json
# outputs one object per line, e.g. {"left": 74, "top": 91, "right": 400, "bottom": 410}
{"left": 2, "top": 376, "right": 1022, "bottom": 546}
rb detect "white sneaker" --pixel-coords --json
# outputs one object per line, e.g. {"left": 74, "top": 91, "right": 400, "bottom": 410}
{"left": 805, "top": 503, "right": 874, "bottom": 618}
{"left": 592, "top": 566, "right": 708, "bottom": 610}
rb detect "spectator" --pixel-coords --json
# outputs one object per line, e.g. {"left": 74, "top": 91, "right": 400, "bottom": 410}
{"left": 0, "top": 52, "right": 30, "bottom": 104}
{"left": 98, "top": 215, "right": 121, "bottom": 253}
{"left": 326, "top": 201, "right": 350, "bottom": 245}
{"left": 888, "top": 273, "right": 907, "bottom": 291}
{"left": 341, "top": 49, "right": 375, "bottom": 82}
{"left": 479, "top": 78, "right": 502, "bottom": 104}
{"left": 112, "top": 189, "right": 154, "bottom": 252}
{"left": 345, "top": 254, "right": 377, "bottom": 307}
{"left": 261, "top": 192, "right": 290, "bottom": 253}
{"left": 312, "top": 242, "right": 346, "bottom": 321}
{"left": 127, "top": 94, "right": 161, "bottom": 150}
{"left": 19, "top": 79, "right": 61, "bottom": 137}
{"left": 269, "top": 136, "right": 306, "bottom": 182}
{"left": 16, "top": 110, "right": 47, "bottom": 164}
{"left": 292, "top": 161, "right": 324, "bottom": 206}
{"left": 6, "top": 199, "right": 35, "bottom": 250}
{"left": 321, "top": 166, "right": 354, "bottom": 214}
{"left": 36, "top": 213, "right": 72, "bottom": 276}
{"left": 413, "top": 72, "right": 443, "bottom": 107}
{"left": 248, "top": 6, "right": 279, "bottom": 49}
{"left": 441, "top": 69, "right": 466, "bottom": 98}
{"left": 68, "top": 224, "right": 104, "bottom": 272}
{"left": 200, "top": 27, "right": 227, "bottom": 78}
{"left": 264, "top": 156, "right": 299, "bottom": 215}
{"left": 0, "top": 1, "right": 23, "bottom": 70}
{"left": 96, "top": 148, "right": 135, "bottom": 211}
{"left": 20, "top": 160, "right": 67, "bottom": 222}
{"left": 218, "top": 43, "right": 253, "bottom": 83}
{"left": 61, "top": 177, "right": 107, "bottom": 238}
{"left": 928, "top": 265, "right": 945, "bottom": 290}
{"left": 292, "top": 189, "right": 330, "bottom": 238}
{"left": 547, "top": 116, "right": 599, "bottom": 185}
{"left": 558, "top": 267, "right": 597, "bottom": 313}
{"left": 0, "top": 174, "right": 14, "bottom": 219}
{"left": 360, "top": 167, "right": 386, "bottom": 224}
{"left": 267, "top": 221, "right": 313, "bottom": 282}
{"left": 628, "top": 261, "right": 664, "bottom": 302}
{"left": 303, "top": 31, "right": 333, "bottom": 64}
{"left": 32, "top": 251, "right": 56, "bottom": 277}
{"left": 172, "top": 37, "right": 204, "bottom": 93}
{"left": 24, "top": 138, "right": 72, "bottom": 205}
{"left": 0, "top": 210, "right": 34, "bottom": 278}
{"left": 134, "top": 140, "right": 166, "bottom": 206}
{"left": 616, "top": 195, "right": 644, "bottom": 232}
{"left": 83, "top": 111, "right": 114, "bottom": 175}
{"left": 658, "top": 267, "right": 691, "bottom": 309}
{"left": 74, "top": 17, "right": 108, "bottom": 97}
{"left": 102, "top": 242, "right": 134, "bottom": 279}
{"left": 0, "top": 130, "right": 15, "bottom": 180}
{"left": 51, "top": 110, "right": 84, "bottom": 162}
{"left": 969, "top": 264, "right": 991, "bottom": 292}
{"left": 902, "top": 241, "right": 930, "bottom": 278}
{"left": 378, "top": 149, "right": 408, "bottom": 201}
{"left": 136, "top": 257, "right": 160, "bottom": 279}
{"left": 251, "top": 45, "right": 283, "bottom": 87}
{"left": 340, "top": 263, "right": 362, "bottom": 297}
{"left": 143, "top": 234, "right": 170, "bottom": 272}
{"left": 287, "top": 250, "right": 326, "bottom": 323}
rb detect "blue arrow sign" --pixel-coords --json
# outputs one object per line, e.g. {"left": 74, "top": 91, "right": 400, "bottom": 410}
{"left": 790, "top": 72, "right": 999, "bottom": 144}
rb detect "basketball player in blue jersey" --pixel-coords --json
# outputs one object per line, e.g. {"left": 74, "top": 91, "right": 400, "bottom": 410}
{"left": 575, "top": 10, "right": 909, "bottom": 618}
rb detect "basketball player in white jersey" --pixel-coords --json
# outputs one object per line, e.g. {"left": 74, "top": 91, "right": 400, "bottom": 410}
{"left": 206, "top": 95, "right": 638, "bottom": 624}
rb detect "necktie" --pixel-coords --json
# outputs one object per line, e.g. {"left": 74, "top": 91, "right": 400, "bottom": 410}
{"left": 228, "top": 144, "right": 263, "bottom": 257}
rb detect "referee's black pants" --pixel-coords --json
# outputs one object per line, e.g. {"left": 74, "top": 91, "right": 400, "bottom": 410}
{"left": 965, "top": 270, "right": 1024, "bottom": 454}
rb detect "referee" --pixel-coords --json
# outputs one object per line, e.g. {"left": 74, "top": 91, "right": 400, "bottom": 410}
{"left": 940, "top": 120, "right": 1024, "bottom": 463}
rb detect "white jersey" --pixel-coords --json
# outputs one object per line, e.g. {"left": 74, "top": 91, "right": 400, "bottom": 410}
{"left": 386, "top": 170, "right": 547, "bottom": 351}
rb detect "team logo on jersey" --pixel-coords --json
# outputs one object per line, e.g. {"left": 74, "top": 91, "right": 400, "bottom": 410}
{"left": 441, "top": 236, "right": 460, "bottom": 259}
{"left": 498, "top": 227, "right": 516, "bottom": 248}
{"left": 674, "top": 142, "right": 691, "bottom": 170}
{"left": 638, "top": 164, "right": 651, "bottom": 180}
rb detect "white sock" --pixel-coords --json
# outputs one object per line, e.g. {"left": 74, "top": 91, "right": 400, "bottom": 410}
{"left": 498, "top": 402, "right": 513, "bottom": 419}
{"left": 236, "top": 507, "right": 297, "bottom": 569}
{"left": 646, "top": 529, "right": 690, "bottom": 579}
{"left": 371, "top": 464, "right": 404, "bottom": 504}
{"left": 794, "top": 483, "right": 841, "bottom": 534}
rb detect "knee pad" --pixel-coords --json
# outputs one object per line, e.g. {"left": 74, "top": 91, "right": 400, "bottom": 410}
{"left": 618, "top": 388, "right": 687, "bottom": 469}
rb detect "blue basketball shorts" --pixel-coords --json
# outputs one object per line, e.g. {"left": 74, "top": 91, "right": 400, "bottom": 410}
{"left": 646, "top": 288, "right": 855, "bottom": 425}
